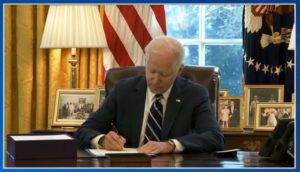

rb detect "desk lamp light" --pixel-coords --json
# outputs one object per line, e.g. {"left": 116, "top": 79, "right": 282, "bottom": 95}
{"left": 41, "top": 5, "right": 107, "bottom": 88}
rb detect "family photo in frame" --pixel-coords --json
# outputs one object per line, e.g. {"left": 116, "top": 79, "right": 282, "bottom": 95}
{"left": 219, "top": 89, "right": 229, "bottom": 97}
{"left": 244, "top": 85, "right": 284, "bottom": 128}
{"left": 52, "top": 89, "right": 96, "bottom": 127}
{"left": 218, "top": 97, "right": 243, "bottom": 131}
{"left": 254, "top": 103, "right": 294, "bottom": 131}
{"left": 94, "top": 86, "right": 106, "bottom": 110}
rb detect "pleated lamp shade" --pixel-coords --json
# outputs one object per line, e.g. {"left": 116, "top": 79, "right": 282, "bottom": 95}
{"left": 40, "top": 5, "right": 107, "bottom": 48}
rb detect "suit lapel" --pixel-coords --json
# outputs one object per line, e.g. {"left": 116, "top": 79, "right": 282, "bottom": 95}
{"left": 161, "top": 78, "right": 184, "bottom": 140}
{"left": 130, "top": 77, "right": 147, "bottom": 146}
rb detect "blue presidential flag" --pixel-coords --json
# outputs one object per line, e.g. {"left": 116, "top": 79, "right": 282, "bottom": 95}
{"left": 243, "top": 5, "right": 294, "bottom": 102}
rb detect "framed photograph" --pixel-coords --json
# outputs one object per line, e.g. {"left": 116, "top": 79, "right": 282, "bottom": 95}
{"left": 254, "top": 103, "right": 294, "bottom": 131}
{"left": 94, "top": 86, "right": 106, "bottom": 111}
{"left": 220, "top": 89, "right": 229, "bottom": 97}
{"left": 244, "top": 85, "right": 284, "bottom": 128}
{"left": 52, "top": 89, "right": 96, "bottom": 127}
{"left": 218, "top": 97, "right": 243, "bottom": 131}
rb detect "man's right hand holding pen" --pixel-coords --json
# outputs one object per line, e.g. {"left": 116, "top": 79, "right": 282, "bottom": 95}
{"left": 98, "top": 123, "right": 126, "bottom": 150}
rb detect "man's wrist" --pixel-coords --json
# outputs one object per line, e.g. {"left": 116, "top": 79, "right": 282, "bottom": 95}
{"left": 98, "top": 135, "right": 105, "bottom": 147}
{"left": 91, "top": 135, "right": 104, "bottom": 149}
{"left": 168, "top": 140, "right": 176, "bottom": 152}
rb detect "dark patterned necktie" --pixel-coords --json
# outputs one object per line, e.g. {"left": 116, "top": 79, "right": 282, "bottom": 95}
{"left": 144, "top": 94, "right": 163, "bottom": 144}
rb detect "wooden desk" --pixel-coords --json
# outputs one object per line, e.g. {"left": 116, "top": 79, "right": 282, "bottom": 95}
{"left": 32, "top": 129, "right": 270, "bottom": 151}
{"left": 5, "top": 150, "right": 293, "bottom": 168}
{"left": 224, "top": 132, "right": 270, "bottom": 151}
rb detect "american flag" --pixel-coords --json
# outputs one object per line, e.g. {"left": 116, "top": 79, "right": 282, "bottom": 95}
{"left": 243, "top": 5, "right": 294, "bottom": 101}
{"left": 103, "top": 5, "right": 166, "bottom": 71}
{"left": 251, "top": 5, "right": 277, "bottom": 15}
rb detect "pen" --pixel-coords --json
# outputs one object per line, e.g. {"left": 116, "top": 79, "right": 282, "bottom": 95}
{"left": 111, "top": 122, "right": 119, "bottom": 134}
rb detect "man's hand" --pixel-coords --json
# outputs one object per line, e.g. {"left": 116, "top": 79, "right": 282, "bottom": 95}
{"left": 98, "top": 131, "right": 126, "bottom": 150}
{"left": 137, "top": 141, "right": 174, "bottom": 154}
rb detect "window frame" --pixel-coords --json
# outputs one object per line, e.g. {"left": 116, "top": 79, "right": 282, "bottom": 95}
{"left": 167, "top": 5, "right": 243, "bottom": 66}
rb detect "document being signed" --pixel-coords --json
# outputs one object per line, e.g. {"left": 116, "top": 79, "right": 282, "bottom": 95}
{"left": 85, "top": 148, "right": 139, "bottom": 157}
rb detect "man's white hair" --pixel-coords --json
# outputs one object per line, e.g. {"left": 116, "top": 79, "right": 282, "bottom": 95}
{"left": 144, "top": 36, "right": 185, "bottom": 68}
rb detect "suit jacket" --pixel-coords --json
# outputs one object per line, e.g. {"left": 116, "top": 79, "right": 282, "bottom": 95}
{"left": 229, "top": 106, "right": 240, "bottom": 127}
{"left": 74, "top": 75, "right": 224, "bottom": 152}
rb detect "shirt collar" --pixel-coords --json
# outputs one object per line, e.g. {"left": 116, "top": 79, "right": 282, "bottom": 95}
{"left": 147, "top": 84, "right": 173, "bottom": 101}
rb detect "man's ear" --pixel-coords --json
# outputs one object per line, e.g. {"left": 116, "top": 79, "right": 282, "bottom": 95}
{"left": 177, "top": 64, "right": 184, "bottom": 76}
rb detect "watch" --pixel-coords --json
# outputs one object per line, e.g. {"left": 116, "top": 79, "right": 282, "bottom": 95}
{"left": 168, "top": 139, "right": 176, "bottom": 152}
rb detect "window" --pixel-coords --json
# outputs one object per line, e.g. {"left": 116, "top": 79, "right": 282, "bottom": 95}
{"left": 166, "top": 5, "right": 243, "bottom": 96}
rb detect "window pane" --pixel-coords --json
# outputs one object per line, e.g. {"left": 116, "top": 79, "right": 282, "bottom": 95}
{"left": 165, "top": 5, "right": 243, "bottom": 96}
{"left": 183, "top": 45, "right": 199, "bottom": 65}
{"left": 205, "top": 45, "right": 243, "bottom": 96}
{"left": 166, "top": 5, "right": 199, "bottom": 39}
{"left": 205, "top": 5, "right": 243, "bottom": 39}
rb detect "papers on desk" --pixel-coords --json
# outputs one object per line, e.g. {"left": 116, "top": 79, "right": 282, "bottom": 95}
{"left": 85, "top": 148, "right": 139, "bottom": 157}
{"left": 85, "top": 148, "right": 153, "bottom": 163}
{"left": 10, "top": 134, "right": 73, "bottom": 141}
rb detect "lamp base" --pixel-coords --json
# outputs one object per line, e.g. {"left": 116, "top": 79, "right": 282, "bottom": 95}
{"left": 68, "top": 55, "right": 78, "bottom": 88}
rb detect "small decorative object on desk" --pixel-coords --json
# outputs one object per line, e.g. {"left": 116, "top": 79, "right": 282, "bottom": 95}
{"left": 52, "top": 89, "right": 96, "bottom": 127}
{"left": 218, "top": 97, "right": 243, "bottom": 131}
{"left": 243, "top": 85, "right": 284, "bottom": 128}
{"left": 7, "top": 134, "right": 77, "bottom": 159}
{"left": 254, "top": 103, "right": 294, "bottom": 131}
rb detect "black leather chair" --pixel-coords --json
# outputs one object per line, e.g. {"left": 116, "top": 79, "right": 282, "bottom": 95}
{"left": 105, "top": 66, "right": 220, "bottom": 117}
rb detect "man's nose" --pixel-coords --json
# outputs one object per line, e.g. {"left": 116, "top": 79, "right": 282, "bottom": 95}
{"left": 151, "top": 74, "right": 160, "bottom": 84}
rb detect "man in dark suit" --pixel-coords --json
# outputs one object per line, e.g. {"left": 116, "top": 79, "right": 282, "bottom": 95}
{"left": 74, "top": 36, "right": 224, "bottom": 154}
{"left": 229, "top": 100, "right": 240, "bottom": 127}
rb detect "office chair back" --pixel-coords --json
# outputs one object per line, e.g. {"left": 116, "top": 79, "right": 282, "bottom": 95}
{"left": 105, "top": 66, "right": 220, "bottom": 117}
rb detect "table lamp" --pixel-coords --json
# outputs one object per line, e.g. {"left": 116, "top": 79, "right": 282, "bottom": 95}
{"left": 40, "top": 5, "right": 107, "bottom": 88}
